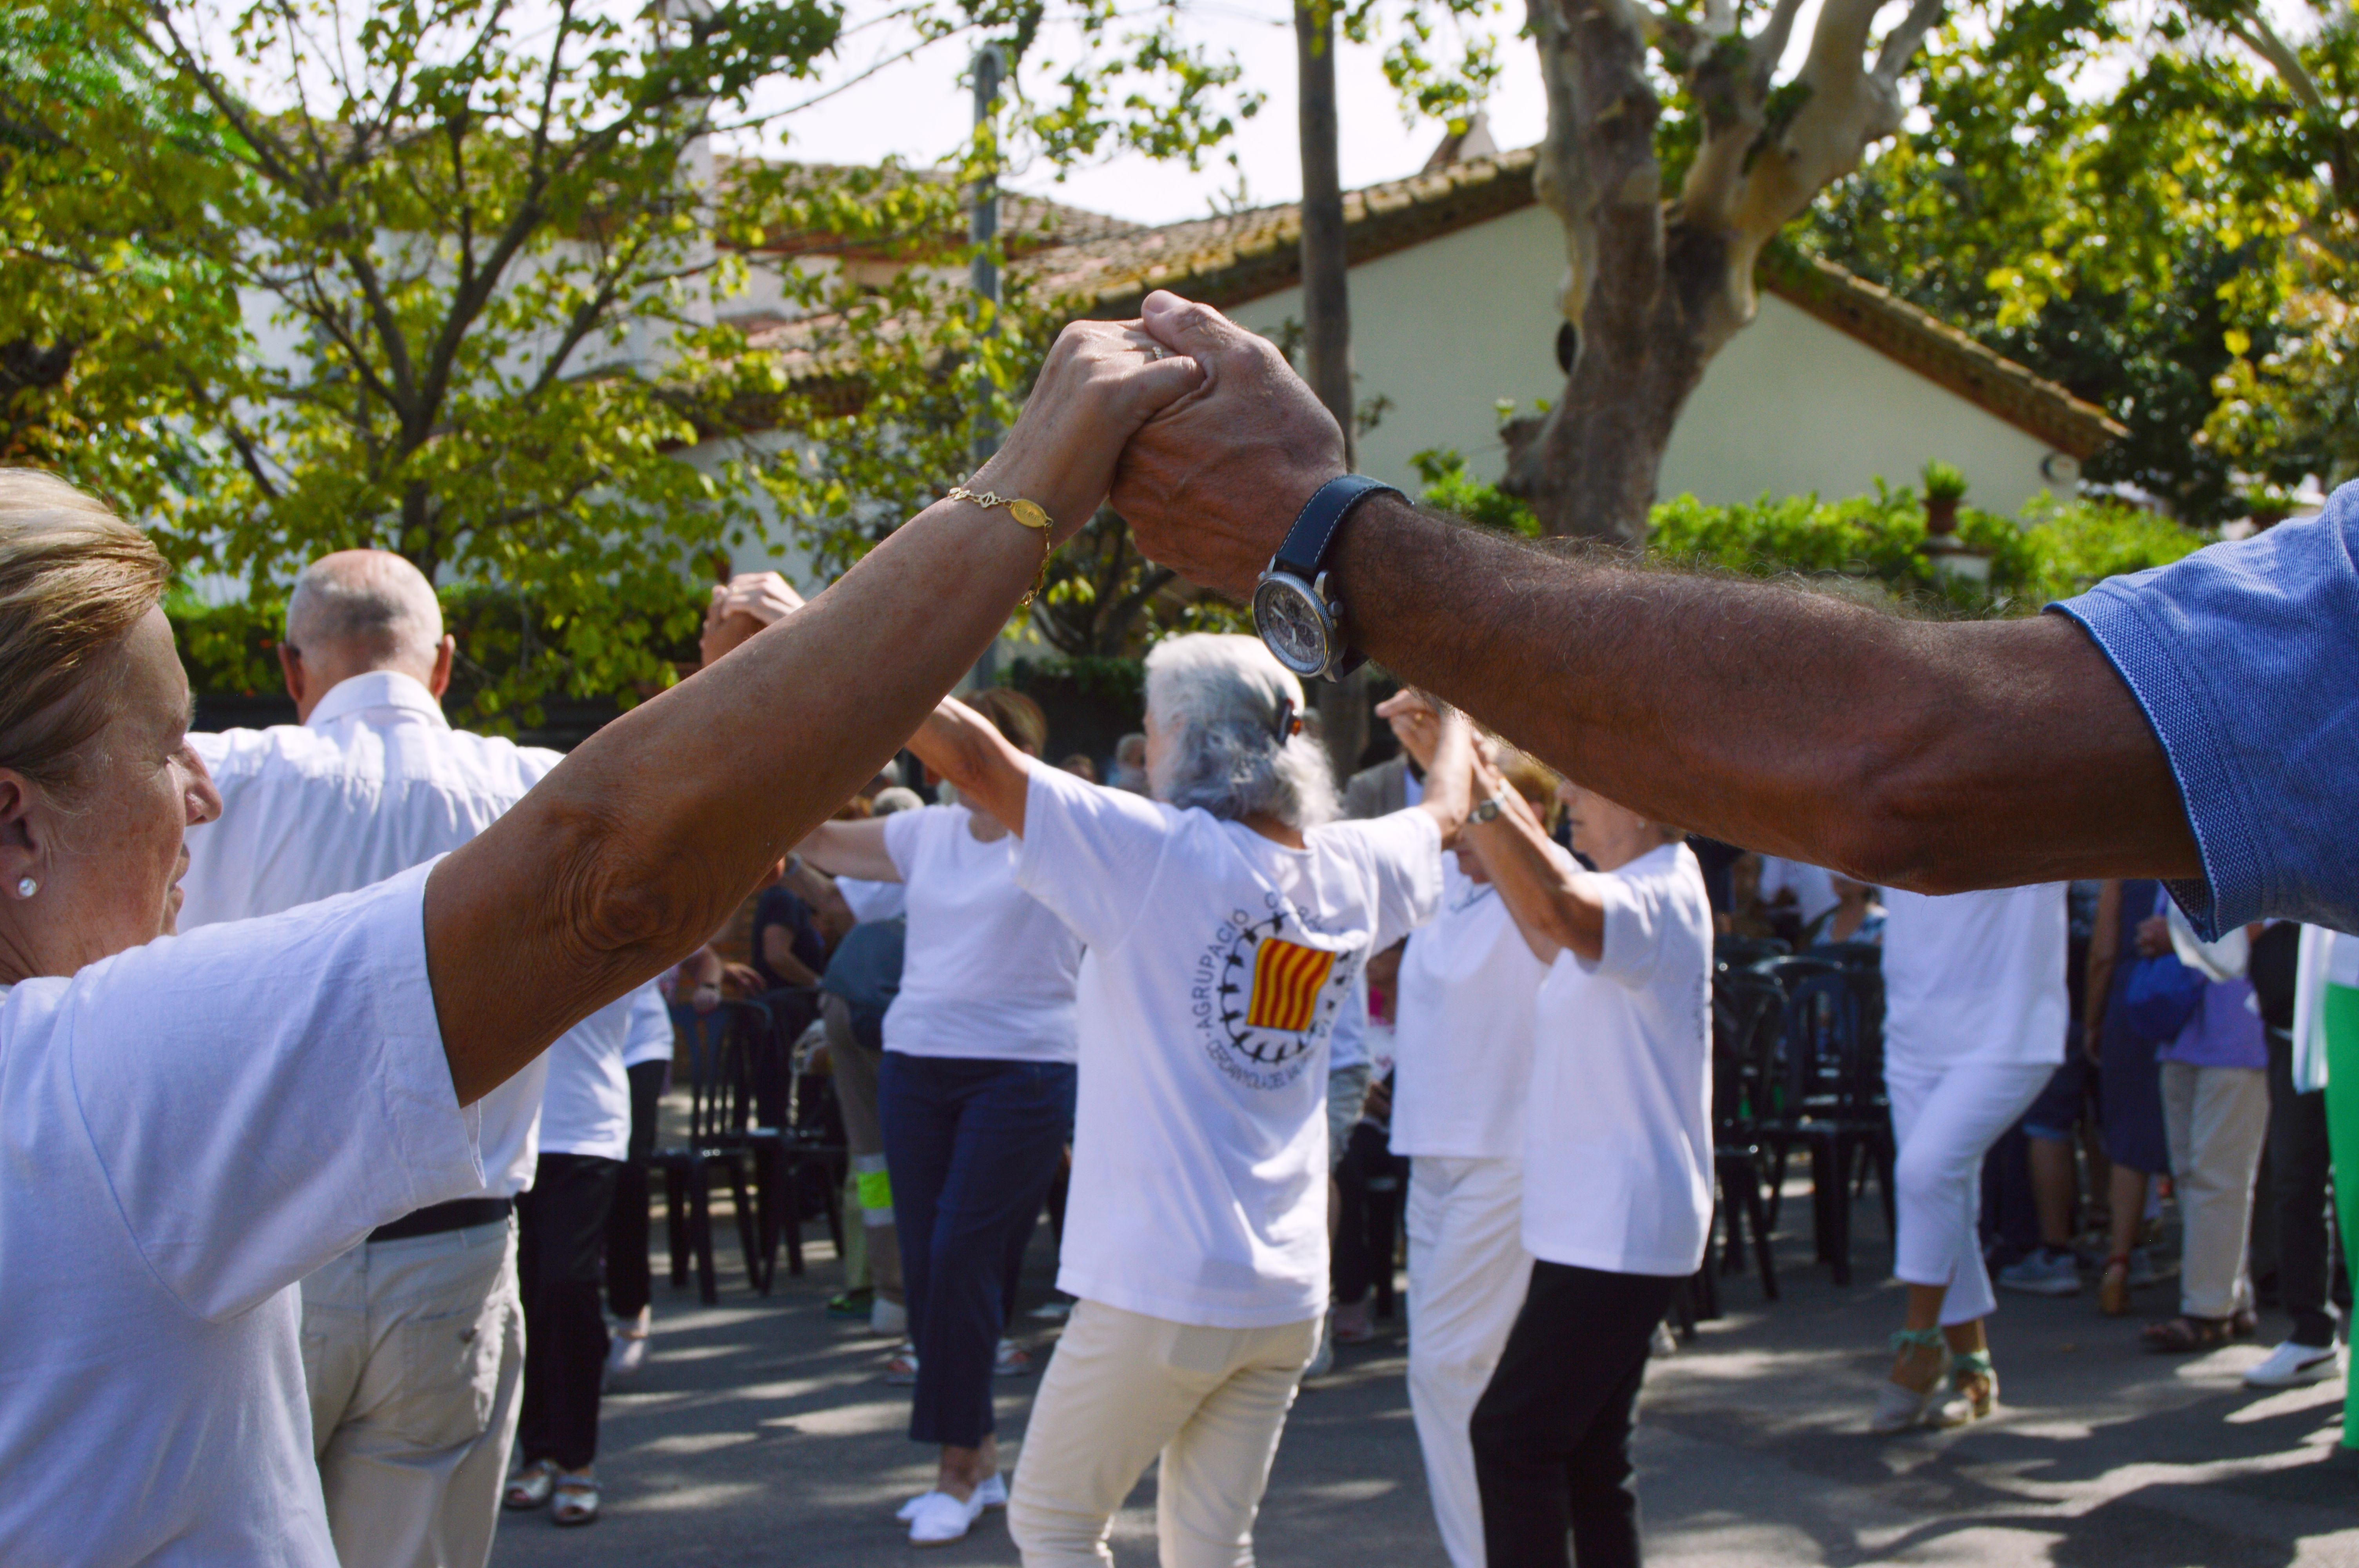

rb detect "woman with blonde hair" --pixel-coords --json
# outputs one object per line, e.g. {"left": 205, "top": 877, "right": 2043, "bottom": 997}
{"left": 0, "top": 316, "right": 1196, "bottom": 1563}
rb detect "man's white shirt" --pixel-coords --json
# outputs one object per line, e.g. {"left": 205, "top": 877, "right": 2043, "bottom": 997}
{"left": 181, "top": 670, "right": 564, "bottom": 1196}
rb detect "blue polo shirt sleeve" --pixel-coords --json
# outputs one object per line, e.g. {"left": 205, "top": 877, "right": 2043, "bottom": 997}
{"left": 2048, "top": 481, "right": 2359, "bottom": 938}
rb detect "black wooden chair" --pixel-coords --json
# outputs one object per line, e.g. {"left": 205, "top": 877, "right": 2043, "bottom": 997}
{"left": 1714, "top": 934, "right": 1790, "bottom": 972}
{"left": 1706, "top": 974, "right": 1785, "bottom": 1308}
{"left": 1761, "top": 970, "right": 1893, "bottom": 1284}
{"left": 753, "top": 1020, "right": 846, "bottom": 1283}
{"left": 653, "top": 999, "right": 772, "bottom": 1305}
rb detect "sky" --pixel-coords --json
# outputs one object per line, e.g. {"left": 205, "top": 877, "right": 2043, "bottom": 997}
{"left": 755, "top": 0, "right": 1558, "bottom": 227}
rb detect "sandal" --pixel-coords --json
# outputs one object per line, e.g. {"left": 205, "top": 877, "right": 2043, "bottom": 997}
{"left": 2141, "top": 1314, "right": 2234, "bottom": 1354}
{"left": 503, "top": 1458, "right": 558, "bottom": 1510}
{"left": 2098, "top": 1256, "right": 2132, "bottom": 1318}
{"left": 1870, "top": 1329, "right": 1952, "bottom": 1434}
{"left": 1945, "top": 1350, "right": 1997, "bottom": 1424}
{"left": 551, "top": 1472, "right": 600, "bottom": 1526}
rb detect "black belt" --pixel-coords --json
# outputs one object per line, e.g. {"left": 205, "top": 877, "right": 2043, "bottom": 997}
{"left": 369, "top": 1196, "right": 513, "bottom": 1243}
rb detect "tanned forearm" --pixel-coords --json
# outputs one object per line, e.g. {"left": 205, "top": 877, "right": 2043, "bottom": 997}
{"left": 1329, "top": 498, "right": 2201, "bottom": 893}
{"left": 424, "top": 498, "right": 1042, "bottom": 1103}
{"left": 909, "top": 697, "right": 1034, "bottom": 835}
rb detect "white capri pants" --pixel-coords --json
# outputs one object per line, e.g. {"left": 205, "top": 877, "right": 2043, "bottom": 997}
{"left": 1404, "top": 1155, "right": 1530, "bottom": 1568}
{"left": 1886, "top": 1059, "right": 2053, "bottom": 1325}
{"left": 1009, "top": 1299, "right": 1321, "bottom": 1568}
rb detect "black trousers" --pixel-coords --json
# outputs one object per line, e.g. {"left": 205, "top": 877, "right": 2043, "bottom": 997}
{"left": 1472, "top": 1260, "right": 1685, "bottom": 1568}
{"left": 2268, "top": 1028, "right": 2345, "bottom": 1348}
{"left": 604, "top": 1060, "right": 668, "bottom": 1322}
{"left": 518, "top": 1151, "right": 622, "bottom": 1471}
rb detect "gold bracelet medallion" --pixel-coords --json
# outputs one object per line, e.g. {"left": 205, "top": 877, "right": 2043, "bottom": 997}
{"left": 946, "top": 485, "right": 1054, "bottom": 608}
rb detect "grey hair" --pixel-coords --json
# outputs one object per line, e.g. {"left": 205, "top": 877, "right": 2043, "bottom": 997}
{"left": 1144, "top": 634, "right": 1338, "bottom": 829}
{"left": 284, "top": 550, "right": 442, "bottom": 668}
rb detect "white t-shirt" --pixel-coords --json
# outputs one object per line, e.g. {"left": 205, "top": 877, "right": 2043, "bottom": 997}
{"left": 182, "top": 671, "right": 563, "bottom": 1198}
{"left": 621, "top": 984, "right": 674, "bottom": 1069}
{"left": 1391, "top": 864, "right": 1550, "bottom": 1160}
{"left": 1881, "top": 884, "right": 2069, "bottom": 1069}
{"left": 839, "top": 876, "right": 908, "bottom": 924}
{"left": 0, "top": 864, "right": 483, "bottom": 1566}
{"left": 540, "top": 983, "right": 664, "bottom": 1160}
{"left": 881, "top": 805, "right": 1081, "bottom": 1064}
{"left": 1015, "top": 763, "right": 1443, "bottom": 1328}
{"left": 1521, "top": 842, "right": 1716, "bottom": 1278}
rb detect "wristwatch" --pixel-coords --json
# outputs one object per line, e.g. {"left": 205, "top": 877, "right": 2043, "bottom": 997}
{"left": 1252, "top": 475, "right": 1402, "bottom": 682}
{"left": 1469, "top": 794, "right": 1507, "bottom": 825}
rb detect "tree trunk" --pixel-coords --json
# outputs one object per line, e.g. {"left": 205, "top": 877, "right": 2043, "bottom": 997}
{"left": 1506, "top": 0, "right": 1945, "bottom": 545}
{"left": 1295, "top": 0, "right": 1355, "bottom": 469}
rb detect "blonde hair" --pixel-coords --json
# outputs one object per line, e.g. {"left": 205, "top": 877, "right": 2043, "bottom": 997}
{"left": 0, "top": 470, "right": 169, "bottom": 800}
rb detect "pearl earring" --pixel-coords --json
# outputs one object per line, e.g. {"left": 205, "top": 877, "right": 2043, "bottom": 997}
{"left": 15, "top": 877, "right": 34, "bottom": 898}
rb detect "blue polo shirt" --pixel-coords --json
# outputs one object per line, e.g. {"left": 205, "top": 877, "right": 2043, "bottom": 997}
{"left": 2050, "top": 481, "right": 2359, "bottom": 938}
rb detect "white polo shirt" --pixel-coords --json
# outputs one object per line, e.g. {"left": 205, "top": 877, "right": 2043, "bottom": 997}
{"left": 1015, "top": 763, "right": 1442, "bottom": 1328}
{"left": 1521, "top": 842, "right": 1716, "bottom": 1278}
{"left": 0, "top": 865, "right": 482, "bottom": 1565}
{"left": 183, "top": 670, "right": 563, "bottom": 1196}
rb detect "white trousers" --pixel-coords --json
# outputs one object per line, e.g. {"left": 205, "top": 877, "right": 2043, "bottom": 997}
{"left": 1405, "top": 1156, "right": 1531, "bottom": 1568}
{"left": 1886, "top": 1060, "right": 2052, "bottom": 1326}
{"left": 302, "top": 1219, "right": 526, "bottom": 1568}
{"left": 2160, "top": 1061, "right": 2270, "bottom": 1319}
{"left": 1009, "top": 1299, "right": 1321, "bottom": 1568}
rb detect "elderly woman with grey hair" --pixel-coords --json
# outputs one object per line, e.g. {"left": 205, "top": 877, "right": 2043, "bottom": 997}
{"left": 899, "top": 633, "right": 1472, "bottom": 1568}
{"left": 0, "top": 317, "right": 1197, "bottom": 1565}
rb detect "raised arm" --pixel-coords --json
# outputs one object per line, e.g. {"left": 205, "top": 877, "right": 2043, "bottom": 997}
{"left": 1112, "top": 292, "right": 2198, "bottom": 898}
{"left": 906, "top": 695, "right": 1036, "bottom": 837}
{"left": 798, "top": 819, "right": 901, "bottom": 884}
{"left": 1369, "top": 688, "right": 1472, "bottom": 842}
{"left": 1461, "top": 750, "right": 1601, "bottom": 965}
{"left": 423, "top": 323, "right": 1201, "bottom": 1103}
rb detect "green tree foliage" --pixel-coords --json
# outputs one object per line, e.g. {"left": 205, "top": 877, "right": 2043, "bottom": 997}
{"left": 10, "top": 0, "right": 1261, "bottom": 723}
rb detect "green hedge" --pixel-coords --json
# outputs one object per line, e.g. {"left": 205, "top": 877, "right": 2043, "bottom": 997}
{"left": 1410, "top": 450, "right": 2206, "bottom": 615}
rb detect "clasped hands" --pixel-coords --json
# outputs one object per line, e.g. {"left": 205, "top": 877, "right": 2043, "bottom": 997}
{"left": 703, "top": 289, "right": 1357, "bottom": 660}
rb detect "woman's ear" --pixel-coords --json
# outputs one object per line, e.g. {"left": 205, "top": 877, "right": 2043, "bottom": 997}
{"left": 0, "top": 772, "right": 43, "bottom": 893}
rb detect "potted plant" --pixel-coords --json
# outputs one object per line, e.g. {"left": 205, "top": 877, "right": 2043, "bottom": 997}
{"left": 1921, "top": 460, "right": 1968, "bottom": 535}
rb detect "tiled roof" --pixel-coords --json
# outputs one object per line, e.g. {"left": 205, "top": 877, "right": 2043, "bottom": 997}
{"left": 1023, "top": 147, "right": 2124, "bottom": 459}
{"left": 742, "top": 147, "right": 2125, "bottom": 460}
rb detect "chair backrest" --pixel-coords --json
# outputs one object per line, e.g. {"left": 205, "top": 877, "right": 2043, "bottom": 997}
{"left": 1713, "top": 973, "right": 1787, "bottom": 1129}
{"left": 1752, "top": 954, "right": 1840, "bottom": 995}
{"left": 1715, "top": 935, "right": 1791, "bottom": 972}
{"left": 668, "top": 998, "right": 772, "bottom": 1145}
{"left": 1777, "top": 970, "right": 1861, "bottom": 1113}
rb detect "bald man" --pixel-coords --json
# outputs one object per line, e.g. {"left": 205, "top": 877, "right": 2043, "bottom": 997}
{"left": 179, "top": 552, "right": 647, "bottom": 1557}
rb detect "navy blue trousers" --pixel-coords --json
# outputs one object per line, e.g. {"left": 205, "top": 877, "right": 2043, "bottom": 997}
{"left": 879, "top": 1052, "right": 1076, "bottom": 1448}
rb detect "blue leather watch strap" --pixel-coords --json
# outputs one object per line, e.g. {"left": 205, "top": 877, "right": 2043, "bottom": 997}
{"left": 1272, "top": 474, "right": 1401, "bottom": 580}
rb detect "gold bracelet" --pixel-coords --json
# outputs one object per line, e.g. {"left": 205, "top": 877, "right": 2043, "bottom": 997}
{"left": 946, "top": 485, "right": 1054, "bottom": 608}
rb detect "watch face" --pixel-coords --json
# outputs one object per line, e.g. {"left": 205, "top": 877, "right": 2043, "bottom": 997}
{"left": 1253, "top": 575, "right": 1331, "bottom": 677}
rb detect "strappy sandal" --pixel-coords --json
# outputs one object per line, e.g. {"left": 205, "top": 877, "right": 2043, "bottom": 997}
{"left": 2098, "top": 1255, "right": 2132, "bottom": 1318}
{"left": 1871, "top": 1329, "right": 1952, "bottom": 1433}
{"left": 2141, "top": 1314, "right": 2234, "bottom": 1354}
{"left": 551, "top": 1472, "right": 600, "bottom": 1526}
{"left": 1946, "top": 1350, "right": 1997, "bottom": 1424}
{"left": 503, "top": 1458, "right": 558, "bottom": 1510}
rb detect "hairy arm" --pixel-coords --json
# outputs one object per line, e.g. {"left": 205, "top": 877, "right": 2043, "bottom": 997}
{"left": 422, "top": 322, "right": 1201, "bottom": 1103}
{"left": 1116, "top": 290, "right": 2198, "bottom": 896}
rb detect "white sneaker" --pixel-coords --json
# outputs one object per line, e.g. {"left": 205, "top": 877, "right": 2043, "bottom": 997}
{"left": 898, "top": 1474, "right": 1006, "bottom": 1521}
{"left": 603, "top": 1330, "right": 649, "bottom": 1386}
{"left": 2244, "top": 1340, "right": 2341, "bottom": 1388}
{"left": 1304, "top": 1315, "right": 1335, "bottom": 1380}
{"left": 870, "top": 1297, "right": 908, "bottom": 1337}
{"left": 905, "top": 1487, "right": 986, "bottom": 1545}
{"left": 993, "top": 1338, "right": 1032, "bottom": 1377}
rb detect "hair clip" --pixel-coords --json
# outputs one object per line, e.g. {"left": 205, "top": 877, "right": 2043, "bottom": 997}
{"left": 1273, "top": 697, "right": 1301, "bottom": 742}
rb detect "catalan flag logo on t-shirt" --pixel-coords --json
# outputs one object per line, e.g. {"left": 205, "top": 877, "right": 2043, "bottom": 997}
{"left": 1246, "top": 937, "right": 1337, "bottom": 1033}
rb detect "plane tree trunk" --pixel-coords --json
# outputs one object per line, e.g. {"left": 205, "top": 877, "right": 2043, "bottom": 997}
{"left": 1504, "top": 0, "right": 1945, "bottom": 544}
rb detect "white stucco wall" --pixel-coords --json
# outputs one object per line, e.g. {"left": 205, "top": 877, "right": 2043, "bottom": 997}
{"left": 1225, "top": 204, "right": 2071, "bottom": 517}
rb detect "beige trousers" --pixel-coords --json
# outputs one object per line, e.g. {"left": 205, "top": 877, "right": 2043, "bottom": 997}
{"left": 301, "top": 1219, "right": 526, "bottom": 1568}
{"left": 2160, "top": 1060, "right": 2271, "bottom": 1319}
{"left": 1009, "top": 1299, "right": 1321, "bottom": 1568}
